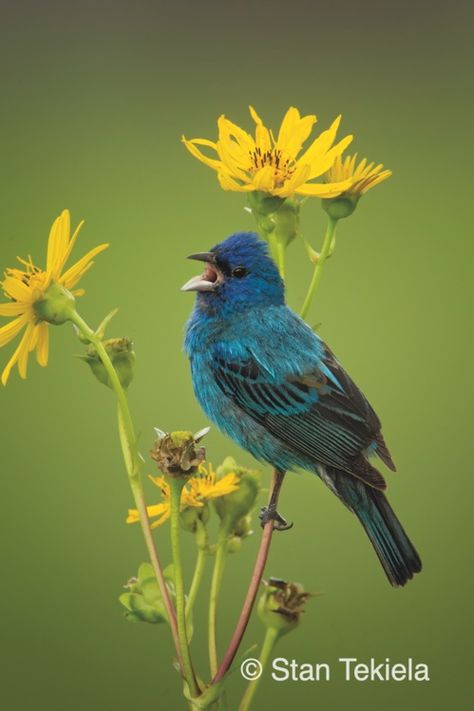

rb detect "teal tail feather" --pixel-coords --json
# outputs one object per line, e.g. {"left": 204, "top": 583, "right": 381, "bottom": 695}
{"left": 327, "top": 468, "right": 422, "bottom": 586}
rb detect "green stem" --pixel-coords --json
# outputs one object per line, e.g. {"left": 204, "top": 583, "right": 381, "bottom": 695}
{"left": 238, "top": 627, "right": 279, "bottom": 711}
{"left": 208, "top": 536, "right": 228, "bottom": 677}
{"left": 68, "top": 310, "right": 182, "bottom": 669}
{"left": 276, "top": 239, "right": 286, "bottom": 279}
{"left": 186, "top": 545, "right": 207, "bottom": 618}
{"left": 169, "top": 478, "right": 200, "bottom": 697}
{"left": 300, "top": 215, "right": 338, "bottom": 320}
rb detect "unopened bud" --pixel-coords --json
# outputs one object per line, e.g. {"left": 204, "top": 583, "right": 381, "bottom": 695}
{"left": 84, "top": 337, "right": 135, "bottom": 389}
{"left": 213, "top": 457, "right": 260, "bottom": 532}
{"left": 322, "top": 194, "right": 359, "bottom": 220}
{"left": 119, "top": 563, "right": 173, "bottom": 624}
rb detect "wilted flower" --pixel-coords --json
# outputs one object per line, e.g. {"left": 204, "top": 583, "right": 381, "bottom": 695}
{"left": 150, "top": 429, "right": 208, "bottom": 477}
{"left": 0, "top": 209, "right": 108, "bottom": 385}
{"left": 183, "top": 106, "right": 353, "bottom": 198}
{"left": 258, "top": 578, "right": 312, "bottom": 636}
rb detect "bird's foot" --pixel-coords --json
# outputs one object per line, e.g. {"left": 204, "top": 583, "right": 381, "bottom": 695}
{"left": 259, "top": 506, "right": 293, "bottom": 532}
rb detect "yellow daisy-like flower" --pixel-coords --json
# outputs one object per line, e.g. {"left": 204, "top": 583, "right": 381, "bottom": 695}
{"left": 190, "top": 463, "right": 240, "bottom": 502}
{"left": 126, "top": 464, "right": 240, "bottom": 530}
{"left": 325, "top": 153, "right": 392, "bottom": 196}
{"left": 182, "top": 105, "right": 354, "bottom": 198}
{"left": 0, "top": 210, "right": 108, "bottom": 386}
{"left": 127, "top": 475, "right": 201, "bottom": 529}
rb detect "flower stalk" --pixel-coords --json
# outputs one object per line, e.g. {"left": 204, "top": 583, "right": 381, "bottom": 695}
{"left": 169, "top": 476, "right": 200, "bottom": 697}
{"left": 213, "top": 468, "right": 285, "bottom": 684}
{"left": 68, "top": 310, "right": 183, "bottom": 670}
{"left": 300, "top": 215, "right": 338, "bottom": 319}
{"left": 208, "top": 535, "right": 228, "bottom": 677}
{"left": 238, "top": 626, "right": 279, "bottom": 711}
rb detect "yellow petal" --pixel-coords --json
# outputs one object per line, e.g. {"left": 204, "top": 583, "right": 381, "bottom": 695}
{"left": 277, "top": 107, "right": 317, "bottom": 158}
{"left": 249, "top": 105, "right": 271, "bottom": 152}
{"left": 18, "top": 322, "right": 37, "bottom": 379}
{"left": 61, "top": 243, "right": 109, "bottom": 289}
{"left": 295, "top": 177, "right": 353, "bottom": 197}
{"left": 1, "top": 275, "right": 33, "bottom": 303}
{"left": 298, "top": 115, "right": 343, "bottom": 175}
{"left": 217, "top": 115, "right": 255, "bottom": 154}
{"left": 217, "top": 171, "right": 254, "bottom": 192}
{"left": 0, "top": 301, "right": 26, "bottom": 317}
{"left": 57, "top": 219, "right": 85, "bottom": 275}
{"left": 216, "top": 139, "right": 251, "bottom": 181}
{"left": 359, "top": 169, "right": 392, "bottom": 194}
{"left": 308, "top": 134, "right": 354, "bottom": 179}
{"left": 181, "top": 136, "right": 223, "bottom": 171}
{"left": 36, "top": 322, "right": 49, "bottom": 367}
{"left": 46, "top": 210, "right": 71, "bottom": 280}
{"left": 126, "top": 508, "right": 139, "bottom": 524}
{"left": 275, "top": 163, "right": 311, "bottom": 198}
{"left": 0, "top": 313, "right": 28, "bottom": 348}
{"left": 252, "top": 164, "right": 275, "bottom": 191}
{"left": 1, "top": 317, "right": 31, "bottom": 385}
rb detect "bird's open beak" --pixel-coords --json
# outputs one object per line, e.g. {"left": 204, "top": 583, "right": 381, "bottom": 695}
{"left": 181, "top": 251, "right": 223, "bottom": 292}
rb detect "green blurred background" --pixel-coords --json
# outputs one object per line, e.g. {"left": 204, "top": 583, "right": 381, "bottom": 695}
{"left": 0, "top": 1, "right": 471, "bottom": 709}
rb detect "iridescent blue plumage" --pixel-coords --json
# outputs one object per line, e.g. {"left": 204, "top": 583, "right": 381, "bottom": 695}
{"left": 183, "top": 232, "right": 421, "bottom": 586}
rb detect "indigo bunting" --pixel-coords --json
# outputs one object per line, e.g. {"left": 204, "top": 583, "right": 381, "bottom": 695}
{"left": 182, "top": 233, "right": 421, "bottom": 586}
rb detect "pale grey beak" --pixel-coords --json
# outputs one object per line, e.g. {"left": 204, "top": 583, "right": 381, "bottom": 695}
{"left": 181, "top": 251, "right": 222, "bottom": 292}
{"left": 181, "top": 274, "right": 218, "bottom": 292}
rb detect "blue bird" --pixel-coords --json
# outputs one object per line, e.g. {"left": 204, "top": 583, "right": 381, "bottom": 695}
{"left": 182, "top": 232, "right": 421, "bottom": 586}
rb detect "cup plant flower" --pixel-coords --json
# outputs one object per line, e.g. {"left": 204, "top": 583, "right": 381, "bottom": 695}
{"left": 0, "top": 102, "right": 392, "bottom": 710}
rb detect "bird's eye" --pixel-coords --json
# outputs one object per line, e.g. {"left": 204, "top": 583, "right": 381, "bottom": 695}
{"left": 232, "top": 266, "right": 248, "bottom": 278}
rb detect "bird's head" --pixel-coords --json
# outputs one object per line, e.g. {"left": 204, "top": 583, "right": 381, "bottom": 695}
{"left": 181, "top": 232, "right": 284, "bottom": 315}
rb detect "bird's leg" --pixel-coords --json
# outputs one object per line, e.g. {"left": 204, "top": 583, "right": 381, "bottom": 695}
{"left": 259, "top": 469, "right": 293, "bottom": 531}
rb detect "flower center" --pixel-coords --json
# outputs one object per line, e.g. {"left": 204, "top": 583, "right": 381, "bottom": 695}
{"left": 249, "top": 147, "right": 296, "bottom": 184}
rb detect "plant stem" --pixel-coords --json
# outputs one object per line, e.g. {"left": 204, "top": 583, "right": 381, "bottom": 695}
{"left": 68, "top": 310, "right": 182, "bottom": 668}
{"left": 186, "top": 545, "right": 207, "bottom": 618}
{"left": 300, "top": 215, "right": 338, "bottom": 320}
{"left": 208, "top": 537, "right": 228, "bottom": 677}
{"left": 238, "top": 627, "right": 279, "bottom": 711}
{"left": 276, "top": 240, "right": 286, "bottom": 279}
{"left": 212, "top": 469, "right": 286, "bottom": 684}
{"left": 169, "top": 478, "right": 200, "bottom": 697}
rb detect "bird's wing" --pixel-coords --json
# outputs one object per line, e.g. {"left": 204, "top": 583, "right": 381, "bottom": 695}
{"left": 212, "top": 341, "right": 393, "bottom": 490}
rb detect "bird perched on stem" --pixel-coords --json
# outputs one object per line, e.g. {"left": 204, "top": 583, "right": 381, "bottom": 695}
{"left": 182, "top": 233, "right": 421, "bottom": 586}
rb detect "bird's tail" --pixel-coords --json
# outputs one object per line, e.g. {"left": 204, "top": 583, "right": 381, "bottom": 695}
{"left": 326, "top": 468, "right": 422, "bottom": 586}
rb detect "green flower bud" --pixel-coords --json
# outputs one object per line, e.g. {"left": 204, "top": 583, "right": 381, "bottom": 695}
{"left": 248, "top": 191, "right": 301, "bottom": 250}
{"left": 226, "top": 513, "right": 254, "bottom": 553}
{"left": 33, "top": 282, "right": 76, "bottom": 325}
{"left": 83, "top": 337, "right": 135, "bottom": 389}
{"left": 257, "top": 578, "right": 312, "bottom": 637}
{"left": 213, "top": 457, "right": 260, "bottom": 533}
{"left": 151, "top": 428, "right": 209, "bottom": 478}
{"left": 322, "top": 194, "right": 359, "bottom": 220}
{"left": 180, "top": 502, "right": 210, "bottom": 533}
{"left": 119, "top": 562, "right": 174, "bottom": 624}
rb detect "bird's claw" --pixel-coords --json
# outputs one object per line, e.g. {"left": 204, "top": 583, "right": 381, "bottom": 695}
{"left": 259, "top": 506, "right": 293, "bottom": 532}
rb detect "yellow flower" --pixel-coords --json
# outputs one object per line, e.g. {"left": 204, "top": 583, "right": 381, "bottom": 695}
{"left": 325, "top": 153, "right": 392, "bottom": 196}
{"left": 190, "top": 463, "right": 240, "bottom": 501}
{"left": 126, "top": 464, "right": 240, "bottom": 530}
{"left": 182, "top": 106, "right": 354, "bottom": 198}
{"left": 127, "top": 475, "right": 200, "bottom": 529}
{"left": 0, "top": 210, "right": 108, "bottom": 385}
